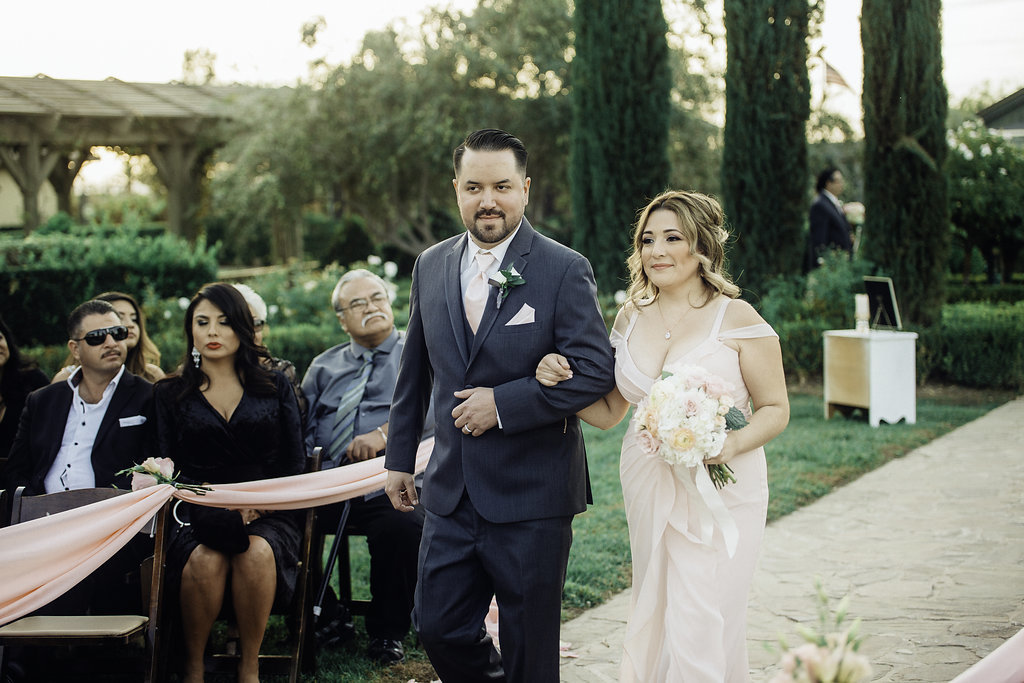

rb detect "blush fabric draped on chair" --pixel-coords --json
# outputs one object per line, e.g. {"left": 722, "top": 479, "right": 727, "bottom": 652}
{"left": 0, "top": 439, "right": 433, "bottom": 627}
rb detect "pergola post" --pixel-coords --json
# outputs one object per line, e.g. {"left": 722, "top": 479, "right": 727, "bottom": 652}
{"left": 0, "top": 133, "right": 60, "bottom": 235}
{"left": 148, "top": 141, "right": 211, "bottom": 241}
{"left": 47, "top": 148, "right": 92, "bottom": 217}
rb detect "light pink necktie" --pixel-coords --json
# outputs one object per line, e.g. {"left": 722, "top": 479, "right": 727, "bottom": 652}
{"left": 464, "top": 251, "right": 495, "bottom": 333}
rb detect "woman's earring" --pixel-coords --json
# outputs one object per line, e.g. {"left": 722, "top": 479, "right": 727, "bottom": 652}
{"left": 191, "top": 346, "right": 202, "bottom": 368}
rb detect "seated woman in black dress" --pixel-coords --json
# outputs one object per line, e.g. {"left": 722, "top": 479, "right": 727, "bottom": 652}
{"left": 152, "top": 283, "right": 304, "bottom": 683}
{"left": 0, "top": 314, "right": 49, "bottom": 460}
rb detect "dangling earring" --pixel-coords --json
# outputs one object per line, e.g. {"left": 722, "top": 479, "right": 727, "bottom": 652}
{"left": 191, "top": 346, "right": 202, "bottom": 368}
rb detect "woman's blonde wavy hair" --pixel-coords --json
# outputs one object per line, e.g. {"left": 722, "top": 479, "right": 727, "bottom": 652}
{"left": 625, "top": 190, "right": 740, "bottom": 308}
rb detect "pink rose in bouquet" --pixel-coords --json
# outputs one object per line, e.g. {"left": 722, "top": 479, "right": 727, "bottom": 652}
{"left": 636, "top": 430, "right": 662, "bottom": 455}
{"left": 634, "top": 364, "right": 747, "bottom": 488}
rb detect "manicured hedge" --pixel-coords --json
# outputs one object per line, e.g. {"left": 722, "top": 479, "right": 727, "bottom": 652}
{"left": 945, "top": 282, "right": 1024, "bottom": 304}
{"left": 2, "top": 230, "right": 218, "bottom": 346}
{"left": 915, "top": 302, "right": 1024, "bottom": 389}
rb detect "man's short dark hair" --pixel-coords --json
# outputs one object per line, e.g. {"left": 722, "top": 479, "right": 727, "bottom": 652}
{"left": 816, "top": 167, "right": 840, "bottom": 193}
{"left": 453, "top": 128, "right": 528, "bottom": 177}
{"left": 67, "top": 299, "right": 117, "bottom": 339}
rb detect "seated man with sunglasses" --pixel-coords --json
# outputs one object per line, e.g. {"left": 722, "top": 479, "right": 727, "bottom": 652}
{"left": 1, "top": 300, "right": 155, "bottom": 674}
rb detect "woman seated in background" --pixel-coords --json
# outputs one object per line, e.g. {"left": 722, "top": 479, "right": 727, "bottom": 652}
{"left": 52, "top": 291, "right": 164, "bottom": 383}
{"left": 152, "top": 283, "right": 305, "bottom": 683}
{"left": 232, "top": 283, "right": 308, "bottom": 424}
{"left": 0, "top": 314, "right": 49, "bottom": 459}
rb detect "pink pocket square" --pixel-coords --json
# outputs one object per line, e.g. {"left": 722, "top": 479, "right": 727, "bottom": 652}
{"left": 505, "top": 304, "right": 535, "bottom": 326}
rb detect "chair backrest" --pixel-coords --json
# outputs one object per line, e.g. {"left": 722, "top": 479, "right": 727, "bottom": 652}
{"left": 0, "top": 486, "right": 170, "bottom": 683}
{"left": 11, "top": 486, "right": 157, "bottom": 535}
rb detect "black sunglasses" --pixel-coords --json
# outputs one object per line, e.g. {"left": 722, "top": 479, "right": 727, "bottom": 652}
{"left": 75, "top": 325, "right": 129, "bottom": 346}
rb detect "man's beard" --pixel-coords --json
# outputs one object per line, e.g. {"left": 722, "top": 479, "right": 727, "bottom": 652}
{"left": 466, "top": 209, "right": 519, "bottom": 245}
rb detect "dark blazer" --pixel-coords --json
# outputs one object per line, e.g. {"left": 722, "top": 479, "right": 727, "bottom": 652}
{"left": 807, "top": 192, "right": 853, "bottom": 269}
{"left": 3, "top": 370, "right": 154, "bottom": 495}
{"left": 386, "top": 218, "right": 616, "bottom": 523}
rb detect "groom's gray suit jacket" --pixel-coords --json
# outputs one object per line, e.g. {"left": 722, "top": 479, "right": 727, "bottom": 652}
{"left": 386, "top": 218, "right": 615, "bottom": 523}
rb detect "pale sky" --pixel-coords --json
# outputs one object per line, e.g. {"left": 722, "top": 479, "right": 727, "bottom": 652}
{"left": 3, "top": 0, "right": 1021, "bottom": 190}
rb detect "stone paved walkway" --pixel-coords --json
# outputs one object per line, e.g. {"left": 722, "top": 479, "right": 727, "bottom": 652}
{"left": 559, "top": 396, "right": 1024, "bottom": 682}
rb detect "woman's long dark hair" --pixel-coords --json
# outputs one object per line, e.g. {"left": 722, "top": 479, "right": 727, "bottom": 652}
{"left": 174, "top": 283, "right": 276, "bottom": 399}
{"left": 94, "top": 291, "right": 163, "bottom": 381}
{"left": 0, "top": 314, "right": 40, "bottom": 402}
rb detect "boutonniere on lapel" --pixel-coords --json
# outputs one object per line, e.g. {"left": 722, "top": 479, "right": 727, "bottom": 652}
{"left": 488, "top": 266, "right": 525, "bottom": 310}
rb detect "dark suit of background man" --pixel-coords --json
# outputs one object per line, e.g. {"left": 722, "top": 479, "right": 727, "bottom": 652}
{"left": 3, "top": 298, "right": 153, "bottom": 617}
{"left": 385, "top": 129, "right": 616, "bottom": 683}
{"left": 806, "top": 166, "right": 854, "bottom": 270}
{"left": 301, "top": 269, "right": 433, "bottom": 665}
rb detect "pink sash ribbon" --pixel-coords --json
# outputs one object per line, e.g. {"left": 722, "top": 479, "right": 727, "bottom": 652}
{"left": 0, "top": 439, "right": 433, "bottom": 626}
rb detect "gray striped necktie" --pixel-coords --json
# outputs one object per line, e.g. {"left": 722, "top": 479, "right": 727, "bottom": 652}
{"left": 327, "top": 349, "right": 375, "bottom": 465}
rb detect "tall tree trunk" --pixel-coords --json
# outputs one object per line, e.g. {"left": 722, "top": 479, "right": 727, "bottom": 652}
{"left": 861, "top": 0, "right": 949, "bottom": 325}
{"left": 570, "top": 0, "right": 671, "bottom": 292}
{"left": 721, "top": 1, "right": 811, "bottom": 294}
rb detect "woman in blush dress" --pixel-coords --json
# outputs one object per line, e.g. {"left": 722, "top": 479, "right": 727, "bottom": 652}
{"left": 537, "top": 190, "right": 789, "bottom": 682}
{"left": 152, "top": 283, "right": 304, "bottom": 683}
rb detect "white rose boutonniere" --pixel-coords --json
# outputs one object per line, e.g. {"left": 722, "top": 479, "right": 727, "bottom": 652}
{"left": 487, "top": 266, "right": 525, "bottom": 310}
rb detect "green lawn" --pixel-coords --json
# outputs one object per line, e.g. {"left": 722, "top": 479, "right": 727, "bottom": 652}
{"left": 310, "top": 385, "right": 1015, "bottom": 682}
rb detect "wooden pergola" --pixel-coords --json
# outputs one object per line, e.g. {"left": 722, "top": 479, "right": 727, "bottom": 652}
{"left": 0, "top": 74, "right": 244, "bottom": 238}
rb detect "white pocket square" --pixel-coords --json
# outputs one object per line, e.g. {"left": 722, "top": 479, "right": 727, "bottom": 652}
{"left": 505, "top": 304, "right": 535, "bottom": 326}
{"left": 119, "top": 415, "right": 147, "bottom": 427}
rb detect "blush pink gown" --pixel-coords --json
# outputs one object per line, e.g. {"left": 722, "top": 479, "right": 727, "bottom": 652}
{"left": 612, "top": 298, "right": 776, "bottom": 682}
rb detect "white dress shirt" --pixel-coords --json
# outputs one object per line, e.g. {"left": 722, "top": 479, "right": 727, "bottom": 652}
{"left": 460, "top": 221, "right": 521, "bottom": 296}
{"left": 43, "top": 365, "right": 125, "bottom": 493}
{"left": 459, "top": 221, "right": 521, "bottom": 430}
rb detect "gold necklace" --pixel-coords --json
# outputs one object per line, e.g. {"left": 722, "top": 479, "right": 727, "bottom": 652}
{"left": 657, "top": 298, "right": 696, "bottom": 340}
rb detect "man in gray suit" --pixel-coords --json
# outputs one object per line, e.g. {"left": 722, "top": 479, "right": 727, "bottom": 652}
{"left": 385, "top": 129, "right": 615, "bottom": 682}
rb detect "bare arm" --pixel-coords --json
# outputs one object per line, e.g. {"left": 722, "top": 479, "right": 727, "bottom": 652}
{"left": 705, "top": 304, "right": 790, "bottom": 465}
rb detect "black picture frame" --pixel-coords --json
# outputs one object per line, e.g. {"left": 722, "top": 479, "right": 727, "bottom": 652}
{"left": 863, "top": 276, "right": 902, "bottom": 330}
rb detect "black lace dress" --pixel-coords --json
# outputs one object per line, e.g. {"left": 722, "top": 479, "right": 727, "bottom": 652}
{"left": 153, "top": 370, "right": 305, "bottom": 608}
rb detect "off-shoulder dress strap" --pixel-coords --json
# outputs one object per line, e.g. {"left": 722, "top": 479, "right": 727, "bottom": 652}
{"left": 611, "top": 308, "right": 641, "bottom": 344}
{"left": 708, "top": 297, "right": 732, "bottom": 339}
{"left": 712, "top": 298, "right": 778, "bottom": 340}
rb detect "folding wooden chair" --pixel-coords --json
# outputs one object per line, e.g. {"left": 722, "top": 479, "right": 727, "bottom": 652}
{"left": 204, "top": 448, "right": 322, "bottom": 682}
{"left": 0, "top": 486, "right": 169, "bottom": 683}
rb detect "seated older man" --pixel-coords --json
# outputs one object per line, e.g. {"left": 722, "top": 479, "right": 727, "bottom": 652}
{"left": 302, "top": 269, "right": 433, "bottom": 665}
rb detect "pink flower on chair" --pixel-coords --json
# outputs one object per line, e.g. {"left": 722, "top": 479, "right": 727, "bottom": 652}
{"left": 131, "top": 472, "right": 159, "bottom": 491}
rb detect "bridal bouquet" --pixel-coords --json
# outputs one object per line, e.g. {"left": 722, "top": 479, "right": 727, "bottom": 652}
{"left": 633, "top": 364, "right": 747, "bottom": 488}
{"left": 117, "top": 457, "right": 212, "bottom": 495}
{"left": 770, "top": 581, "right": 872, "bottom": 683}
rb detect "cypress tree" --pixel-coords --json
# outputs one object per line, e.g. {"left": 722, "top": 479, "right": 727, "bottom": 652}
{"left": 570, "top": 0, "right": 671, "bottom": 293}
{"left": 721, "top": 1, "right": 810, "bottom": 294}
{"left": 861, "top": 0, "right": 948, "bottom": 326}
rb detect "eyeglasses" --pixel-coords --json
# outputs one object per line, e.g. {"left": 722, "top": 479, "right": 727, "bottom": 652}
{"left": 252, "top": 319, "right": 266, "bottom": 331}
{"left": 74, "top": 325, "right": 129, "bottom": 346}
{"left": 335, "top": 292, "right": 389, "bottom": 315}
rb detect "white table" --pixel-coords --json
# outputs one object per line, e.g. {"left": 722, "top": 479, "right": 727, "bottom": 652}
{"left": 823, "top": 329, "right": 918, "bottom": 427}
